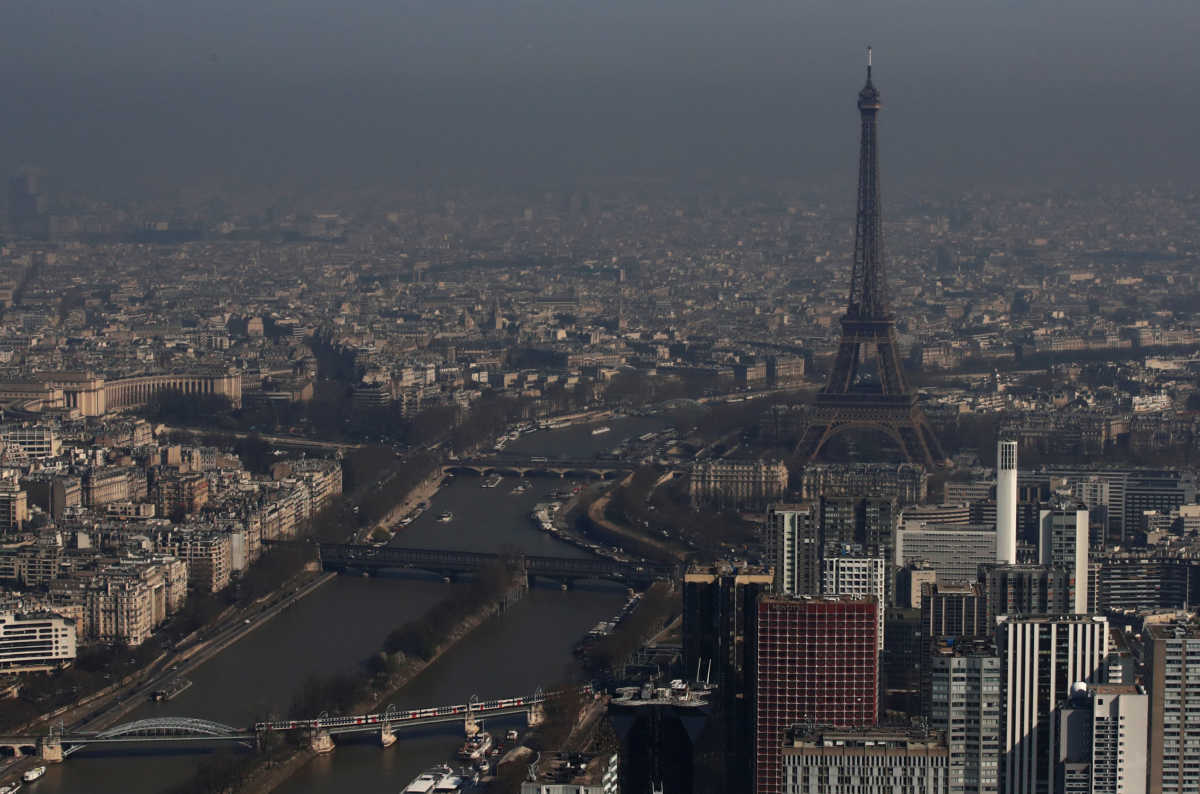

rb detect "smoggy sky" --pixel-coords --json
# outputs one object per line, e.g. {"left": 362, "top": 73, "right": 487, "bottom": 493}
{"left": 3, "top": 0, "right": 1198, "bottom": 199}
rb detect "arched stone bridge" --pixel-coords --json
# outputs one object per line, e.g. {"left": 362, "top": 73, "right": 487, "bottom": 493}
{"left": 445, "top": 455, "right": 635, "bottom": 480}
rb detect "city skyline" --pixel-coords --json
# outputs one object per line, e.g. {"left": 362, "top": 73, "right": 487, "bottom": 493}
{"left": 0, "top": 3, "right": 1197, "bottom": 790}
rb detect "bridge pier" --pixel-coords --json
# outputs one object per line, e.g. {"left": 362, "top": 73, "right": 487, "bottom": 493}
{"left": 39, "top": 738, "right": 63, "bottom": 764}
{"left": 380, "top": 724, "right": 396, "bottom": 748}
{"left": 309, "top": 730, "right": 335, "bottom": 754}
{"left": 526, "top": 703, "right": 545, "bottom": 727}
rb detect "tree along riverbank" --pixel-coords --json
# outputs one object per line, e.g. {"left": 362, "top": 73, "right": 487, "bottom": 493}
{"left": 167, "top": 561, "right": 528, "bottom": 794}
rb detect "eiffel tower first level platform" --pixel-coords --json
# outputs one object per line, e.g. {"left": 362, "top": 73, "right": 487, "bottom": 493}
{"left": 799, "top": 392, "right": 944, "bottom": 470}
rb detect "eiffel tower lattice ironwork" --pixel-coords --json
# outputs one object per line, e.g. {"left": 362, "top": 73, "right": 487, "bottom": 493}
{"left": 799, "top": 49, "right": 945, "bottom": 468}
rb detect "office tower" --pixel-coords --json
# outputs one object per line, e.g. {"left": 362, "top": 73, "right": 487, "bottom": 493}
{"left": 1055, "top": 684, "right": 1147, "bottom": 794}
{"left": 1095, "top": 555, "right": 1194, "bottom": 612}
{"left": 796, "top": 51, "right": 944, "bottom": 468}
{"left": 1071, "top": 476, "right": 1112, "bottom": 544}
{"left": 765, "top": 503, "right": 820, "bottom": 595}
{"left": 943, "top": 479, "right": 994, "bottom": 505}
{"left": 822, "top": 555, "right": 887, "bottom": 650}
{"left": 929, "top": 640, "right": 1002, "bottom": 794}
{"left": 682, "top": 562, "right": 772, "bottom": 794}
{"left": 922, "top": 583, "right": 988, "bottom": 640}
{"left": 982, "top": 564, "right": 1072, "bottom": 625}
{"left": 997, "top": 440, "right": 1018, "bottom": 564}
{"left": 1145, "top": 617, "right": 1200, "bottom": 793}
{"left": 7, "top": 167, "right": 49, "bottom": 239}
{"left": 971, "top": 499, "right": 999, "bottom": 528}
{"left": 1039, "top": 501, "right": 1088, "bottom": 613}
{"left": 896, "top": 564, "right": 938, "bottom": 609}
{"left": 609, "top": 682, "right": 719, "bottom": 794}
{"left": 819, "top": 495, "right": 897, "bottom": 560}
{"left": 883, "top": 608, "right": 924, "bottom": 715}
{"left": 781, "top": 726, "right": 950, "bottom": 794}
{"left": 1124, "top": 472, "right": 1193, "bottom": 538}
{"left": 754, "top": 596, "right": 879, "bottom": 794}
{"left": 895, "top": 522, "right": 997, "bottom": 585}
{"left": 997, "top": 614, "right": 1109, "bottom": 794}
{"left": 920, "top": 583, "right": 989, "bottom": 717}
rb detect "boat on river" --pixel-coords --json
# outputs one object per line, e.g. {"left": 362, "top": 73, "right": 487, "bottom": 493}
{"left": 432, "top": 769, "right": 476, "bottom": 792}
{"left": 404, "top": 765, "right": 455, "bottom": 793}
{"left": 437, "top": 511, "right": 454, "bottom": 523}
{"left": 22, "top": 767, "right": 45, "bottom": 783}
{"left": 458, "top": 730, "right": 493, "bottom": 763}
{"left": 590, "top": 425, "right": 611, "bottom": 435}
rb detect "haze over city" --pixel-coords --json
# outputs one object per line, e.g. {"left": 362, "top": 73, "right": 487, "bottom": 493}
{"left": 0, "top": 1, "right": 1198, "bottom": 793}
{"left": 3, "top": 0, "right": 1199, "bottom": 196}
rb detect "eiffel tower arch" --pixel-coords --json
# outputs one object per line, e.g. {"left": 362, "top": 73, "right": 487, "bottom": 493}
{"left": 798, "top": 49, "right": 945, "bottom": 469}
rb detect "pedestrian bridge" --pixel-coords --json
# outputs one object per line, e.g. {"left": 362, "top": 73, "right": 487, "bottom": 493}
{"left": 6, "top": 689, "right": 565, "bottom": 760}
{"left": 318, "top": 543, "right": 674, "bottom": 587}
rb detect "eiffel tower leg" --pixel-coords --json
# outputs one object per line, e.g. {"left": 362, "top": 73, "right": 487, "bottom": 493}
{"left": 798, "top": 421, "right": 834, "bottom": 462}
{"left": 874, "top": 338, "right": 908, "bottom": 396}
{"left": 893, "top": 424, "right": 925, "bottom": 466}
{"left": 915, "top": 415, "right": 946, "bottom": 464}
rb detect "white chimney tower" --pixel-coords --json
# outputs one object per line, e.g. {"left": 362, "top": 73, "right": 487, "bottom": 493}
{"left": 997, "top": 439, "right": 1018, "bottom": 564}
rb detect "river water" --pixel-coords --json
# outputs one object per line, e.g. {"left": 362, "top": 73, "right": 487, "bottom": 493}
{"left": 39, "top": 416, "right": 673, "bottom": 794}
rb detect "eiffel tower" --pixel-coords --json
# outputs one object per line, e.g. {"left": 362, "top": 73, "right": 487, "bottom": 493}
{"left": 799, "top": 49, "right": 945, "bottom": 468}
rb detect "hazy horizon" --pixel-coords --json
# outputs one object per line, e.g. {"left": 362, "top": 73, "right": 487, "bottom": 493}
{"left": 3, "top": 0, "right": 1198, "bottom": 200}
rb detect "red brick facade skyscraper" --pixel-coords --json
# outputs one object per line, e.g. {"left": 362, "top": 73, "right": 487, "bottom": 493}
{"left": 753, "top": 596, "right": 879, "bottom": 794}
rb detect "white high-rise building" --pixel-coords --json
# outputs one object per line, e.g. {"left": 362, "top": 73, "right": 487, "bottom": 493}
{"left": 996, "top": 440, "right": 1018, "bottom": 564}
{"left": 1146, "top": 617, "right": 1200, "bottom": 793}
{"left": 1039, "top": 501, "right": 1089, "bottom": 614}
{"left": 781, "top": 727, "right": 950, "bottom": 794}
{"left": 930, "top": 643, "right": 1003, "bottom": 794}
{"left": 1056, "top": 684, "right": 1147, "bottom": 794}
{"left": 998, "top": 614, "right": 1109, "bottom": 794}
{"left": 765, "top": 503, "right": 819, "bottom": 595}
{"left": 822, "top": 556, "right": 887, "bottom": 650}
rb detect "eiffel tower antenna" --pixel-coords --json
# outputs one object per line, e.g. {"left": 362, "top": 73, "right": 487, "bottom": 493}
{"left": 798, "top": 52, "right": 945, "bottom": 468}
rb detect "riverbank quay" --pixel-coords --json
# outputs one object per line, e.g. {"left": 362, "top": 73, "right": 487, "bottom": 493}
{"left": 0, "top": 570, "right": 337, "bottom": 791}
{"left": 7, "top": 567, "right": 334, "bottom": 737}
{"left": 582, "top": 477, "right": 688, "bottom": 564}
{"left": 361, "top": 468, "right": 444, "bottom": 543}
{"left": 237, "top": 576, "right": 528, "bottom": 794}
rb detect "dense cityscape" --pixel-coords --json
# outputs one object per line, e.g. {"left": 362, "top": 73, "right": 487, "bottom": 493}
{"left": 0, "top": 29, "right": 1199, "bottom": 794}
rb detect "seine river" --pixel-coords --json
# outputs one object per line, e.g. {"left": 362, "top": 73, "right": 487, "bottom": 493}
{"left": 39, "top": 415, "right": 672, "bottom": 794}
